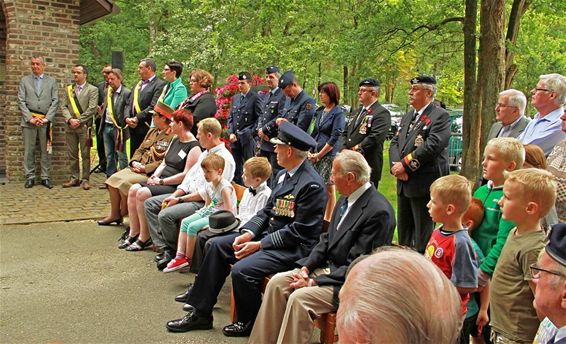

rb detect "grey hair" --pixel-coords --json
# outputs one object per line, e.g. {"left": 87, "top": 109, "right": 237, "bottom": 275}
{"left": 292, "top": 147, "right": 308, "bottom": 160}
{"left": 140, "top": 58, "right": 157, "bottom": 72}
{"left": 337, "top": 247, "right": 462, "bottom": 344}
{"left": 421, "top": 83, "right": 437, "bottom": 98}
{"left": 31, "top": 55, "right": 45, "bottom": 64}
{"left": 540, "top": 73, "right": 566, "bottom": 106}
{"left": 500, "top": 89, "right": 527, "bottom": 116}
{"left": 334, "top": 150, "right": 371, "bottom": 184}
{"left": 109, "top": 68, "right": 123, "bottom": 81}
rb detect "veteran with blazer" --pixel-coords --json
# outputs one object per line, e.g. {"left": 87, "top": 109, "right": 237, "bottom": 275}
{"left": 125, "top": 58, "right": 166, "bottom": 156}
{"left": 228, "top": 72, "right": 260, "bottom": 185}
{"left": 340, "top": 78, "right": 390, "bottom": 189}
{"left": 18, "top": 55, "right": 59, "bottom": 189}
{"left": 487, "top": 89, "right": 530, "bottom": 141}
{"left": 389, "top": 76, "right": 451, "bottom": 253}
{"left": 61, "top": 64, "right": 99, "bottom": 190}
{"left": 166, "top": 121, "right": 327, "bottom": 337}
{"left": 257, "top": 66, "right": 285, "bottom": 185}
{"left": 274, "top": 71, "right": 316, "bottom": 133}
{"left": 249, "top": 150, "right": 396, "bottom": 344}
{"left": 100, "top": 68, "right": 132, "bottom": 177}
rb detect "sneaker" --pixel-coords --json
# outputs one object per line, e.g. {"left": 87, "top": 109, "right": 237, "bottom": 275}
{"left": 163, "top": 257, "right": 189, "bottom": 273}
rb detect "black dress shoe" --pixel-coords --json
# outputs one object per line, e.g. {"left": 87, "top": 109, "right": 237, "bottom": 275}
{"left": 97, "top": 217, "right": 123, "bottom": 226}
{"left": 175, "top": 284, "right": 193, "bottom": 303}
{"left": 222, "top": 321, "right": 253, "bottom": 337}
{"left": 156, "top": 251, "right": 175, "bottom": 271}
{"left": 41, "top": 179, "right": 53, "bottom": 189}
{"left": 183, "top": 303, "right": 195, "bottom": 312}
{"left": 166, "top": 311, "right": 213, "bottom": 333}
{"left": 154, "top": 254, "right": 164, "bottom": 262}
{"left": 24, "top": 179, "right": 34, "bottom": 188}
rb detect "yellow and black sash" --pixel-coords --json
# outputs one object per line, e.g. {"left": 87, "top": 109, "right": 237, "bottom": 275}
{"left": 132, "top": 81, "right": 143, "bottom": 114}
{"left": 106, "top": 87, "right": 127, "bottom": 152}
{"left": 66, "top": 85, "right": 84, "bottom": 119}
{"left": 29, "top": 109, "right": 52, "bottom": 153}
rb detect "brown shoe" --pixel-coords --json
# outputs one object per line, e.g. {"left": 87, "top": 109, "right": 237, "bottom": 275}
{"left": 62, "top": 179, "right": 80, "bottom": 188}
{"left": 80, "top": 180, "right": 91, "bottom": 190}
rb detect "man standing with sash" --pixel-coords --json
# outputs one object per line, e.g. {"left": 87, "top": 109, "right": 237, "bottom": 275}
{"left": 18, "top": 55, "right": 59, "bottom": 189}
{"left": 61, "top": 64, "right": 98, "bottom": 190}
{"left": 125, "top": 58, "right": 166, "bottom": 157}
{"left": 101, "top": 69, "right": 131, "bottom": 180}
{"left": 95, "top": 64, "right": 112, "bottom": 174}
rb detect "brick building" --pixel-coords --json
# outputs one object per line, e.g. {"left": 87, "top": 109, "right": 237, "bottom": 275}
{"left": 0, "top": 0, "right": 117, "bottom": 183}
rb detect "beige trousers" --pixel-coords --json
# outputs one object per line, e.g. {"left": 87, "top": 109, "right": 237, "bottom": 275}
{"left": 65, "top": 126, "right": 90, "bottom": 181}
{"left": 249, "top": 268, "right": 334, "bottom": 344}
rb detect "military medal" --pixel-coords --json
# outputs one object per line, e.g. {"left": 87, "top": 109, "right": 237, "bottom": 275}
{"left": 415, "top": 134, "right": 424, "bottom": 147}
{"left": 359, "top": 117, "right": 368, "bottom": 134}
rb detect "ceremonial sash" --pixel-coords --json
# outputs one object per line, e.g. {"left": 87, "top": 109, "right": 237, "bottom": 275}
{"left": 66, "top": 85, "right": 83, "bottom": 118}
{"left": 132, "top": 80, "right": 143, "bottom": 114}
{"left": 30, "top": 110, "right": 52, "bottom": 154}
{"left": 158, "top": 84, "right": 168, "bottom": 103}
{"left": 106, "top": 87, "right": 126, "bottom": 152}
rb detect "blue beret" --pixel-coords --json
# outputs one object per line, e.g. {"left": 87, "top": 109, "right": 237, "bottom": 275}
{"left": 547, "top": 223, "right": 566, "bottom": 267}
{"left": 411, "top": 75, "right": 436, "bottom": 85}
{"left": 238, "top": 71, "right": 252, "bottom": 81}
{"left": 266, "top": 66, "right": 279, "bottom": 74}
{"left": 279, "top": 71, "right": 296, "bottom": 89}
{"left": 270, "top": 121, "right": 317, "bottom": 151}
{"left": 359, "top": 78, "right": 380, "bottom": 87}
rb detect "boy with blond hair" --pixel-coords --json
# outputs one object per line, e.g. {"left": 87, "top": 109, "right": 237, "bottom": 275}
{"left": 425, "top": 174, "right": 478, "bottom": 315}
{"left": 490, "top": 168, "right": 557, "bottom": 343}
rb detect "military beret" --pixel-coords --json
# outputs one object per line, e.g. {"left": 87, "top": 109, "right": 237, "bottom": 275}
{"left": 149, "top": 100, "right": 175, "bottom": 120}
{"left": 546, "top": 223, "right": 566, "bottom": 267}
{"left": 359, "top": 78, "right": 380, "bottom": 87}
{"left": 411, "top": 75, "right": 436, "bottom": 85}
{"left": 271, "top": 121, "right": 317, "bottom": 151}
{"left": 279, "top": 71, "right": 296, "bottom": 89}
{"left": 238, "top": 71, "right": 252, "bottom": 81}
{"left": 266, "top": 66, "right": 279, "bottom": 74}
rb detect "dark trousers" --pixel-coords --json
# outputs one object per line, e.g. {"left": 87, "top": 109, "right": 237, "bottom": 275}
{"left": 95, "top": 117, "right": 106, "bottom": 172}
{"left": 231, "top": 139, "right": 255, "bottom": 185}
{"left": 397, "top": 193, "right": 433, "bottom": 253}
{"left": 189, "top": 229, "right": 235, "bottom": 274}
{"left": 187, "top": 233, "right": 294, "bottom": 323}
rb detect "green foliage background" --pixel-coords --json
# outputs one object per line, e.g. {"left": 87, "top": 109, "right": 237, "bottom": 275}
{"left": 80, "top": 0, "right": 565, "bottom": 112}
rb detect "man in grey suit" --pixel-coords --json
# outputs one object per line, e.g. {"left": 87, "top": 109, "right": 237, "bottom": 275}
{"left": 100, "top": 69, "right": 131, "bottom": 179}
{"left": 18, "top": 56, "right": 59, "bottom": 189}
{"left": 487, "top": 89, "right": 530, "bottom": 140}
{"left": 125, "top": 58, "right": 166, "bottom": 156}
{"left": 61, "top": 64, "right": 99, "bottom": 190}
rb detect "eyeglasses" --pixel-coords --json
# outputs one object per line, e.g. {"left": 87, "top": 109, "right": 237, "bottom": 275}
{"left": 163, "top": 68, "right": 171, "bottom": 71}
{"left": 152, "top": 112, "right": 163, "bottom": 118}
{"left": 529, "top": 263, "right": 566, "bottom": 279}
{"left": 358, "top": 88, "right": 373, "bottom": 93}
{"left": 531, "top": 88, "right": 551, "bottom": 94}
{"left": 496, "top": 103, "right": 517, "bottom": 108}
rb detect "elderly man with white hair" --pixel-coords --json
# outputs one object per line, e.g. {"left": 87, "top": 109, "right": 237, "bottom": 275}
{"left": 487, "top": 89, "right": 530, "bottom": 140}
{"left": 519, "top": 73, "right": 566, "bottom": 155}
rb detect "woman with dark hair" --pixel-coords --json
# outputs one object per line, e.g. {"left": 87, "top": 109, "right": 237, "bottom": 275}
{"left": 121, "top": 108, "right": 202, "bottom": 251}
{"left": 97, "top": 102, "right": 175, "bottom": 226}
{"left": 308, "top": 81, "right": 345, "bottom": 221}
{"left": 179, "top": 69, "right": 217, "bottom": 136}
{"left": 160, "top": 60, "right": 188, "bottom": 109}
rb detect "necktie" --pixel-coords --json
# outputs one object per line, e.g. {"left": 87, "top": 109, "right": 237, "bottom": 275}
{"left": 34, "top": 77, "right": 40, "bottom": 94}
{"left": 248, "top": 187, "right": 257, "bottom": 196}
{"left": 339, "top": 198, "right": 348, "bottom": 217}
{"left": 408, "top": 110, "right": 419, "bottom": 133}
{"left": 355, "top": 108, "right": 366, "bottom": 127}
{"left": 76, "top": 85, "right": 82, "bottom": 97}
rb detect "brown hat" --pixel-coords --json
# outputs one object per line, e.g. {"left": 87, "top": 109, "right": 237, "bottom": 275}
{"left": 150, "top": 101, "right": 175, "bottom": 120}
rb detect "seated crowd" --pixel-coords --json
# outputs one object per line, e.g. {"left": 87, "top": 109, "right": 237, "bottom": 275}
{"left": 86, "top": 59, "right": 566, "bottom": 344}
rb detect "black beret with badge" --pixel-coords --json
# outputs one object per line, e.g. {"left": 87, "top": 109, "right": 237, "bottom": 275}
{"left": 359, "top": 78, "right": 380, "bottom": 87}
{"left": 238, "top": 71, "right": 252, "bottom": 81}
{"left": 270, "top": 120, "right": 317, "bottom": 152}
{"left": 279, "top": 71, "right": 296, "bottom": 89}
{"left": 410, "top": 75, "right": 436, "bottom": 85}
{"left": 546, "top": 223, "right": 566, "bottom": 267}
{"left": 266, "top": 66, "right": 279, "bottom": 74}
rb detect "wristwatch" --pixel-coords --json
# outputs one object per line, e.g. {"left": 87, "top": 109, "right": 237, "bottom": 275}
{"left": 177, "top": 197, "right": 184, "bottom": 204}
{"left": 159, "top": 178, "right": 164, "bottom": 185}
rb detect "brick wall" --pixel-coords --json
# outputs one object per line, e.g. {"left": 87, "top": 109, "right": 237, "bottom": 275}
{"left": 0, "top": 6, "right": 6, "bottom": 176}
{"left": 2, "top": 0, "right": 80, "bottom": 182}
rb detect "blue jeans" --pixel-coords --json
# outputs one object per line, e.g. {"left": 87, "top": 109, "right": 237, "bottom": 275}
{"left": 103, "top": 124, "right": 128, "bottom": 176}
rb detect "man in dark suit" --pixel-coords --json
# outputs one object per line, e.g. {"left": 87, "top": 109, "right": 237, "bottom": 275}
{"left": 61, "top": 64, "right": 99, "bottom": 190}
{"left": 487, "top": 89, "right": 530, "bottom": 141}
{"left": 389, "top": 76, "right": 451, "bottom": 253}
{"left": 125, "top": 58, "right": 166, "bottom": 156}
{"left": 340, "top": 78, "right": 390, "bottom": 189}
{"left": 100, "top": 69, "right": 131, "bottom": 179}
{"left": 228, "top": 71, "right": 259, "bottom": 184}
{"left": 166, "top": 121, "right": 327, "bottom": 337}
{"left": 248, "top": 149, "right": 396, "bottom": 344}
{"left": 94, "top": 64, "right": 112, "bottom": 174}
{"left": 18, "top": 55, "right": 59, "bottom": 189}
{"left": 257, "top": 66, "right": 285, "bottom": 186}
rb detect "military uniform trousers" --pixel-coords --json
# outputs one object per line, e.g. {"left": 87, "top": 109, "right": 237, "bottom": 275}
{"left": 249, "top": 268, "right": 334, "bottom": 344}
{"left": 144, "top": 193, "right": 204, "bottom": 252}
{"left": 397, "top": 193, "right": 433, "bottom": 253}
{"left": 186, "top": 233, "right": 296, "bottom": 324}
{"left": 232, "top": 131, "right": 256, "bottom": 185}
{"left": 23, "top": 125, "right": 51, "bottom": 180}
{"left": 65, "top": 126, "right": 91, "bottom": 181}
